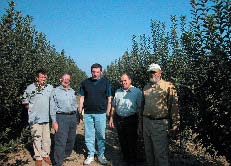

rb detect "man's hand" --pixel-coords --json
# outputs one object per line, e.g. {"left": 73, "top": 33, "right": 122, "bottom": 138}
{"left": 109, "top": 117, "right": 114, "bottom": 128}
{"left": 52, "top": 122, "right": 58, "bottom": 132}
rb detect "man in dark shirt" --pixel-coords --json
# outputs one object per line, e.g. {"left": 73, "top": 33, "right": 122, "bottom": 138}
{"left": 78, "top": 63, "right": 112, "bottom": 165}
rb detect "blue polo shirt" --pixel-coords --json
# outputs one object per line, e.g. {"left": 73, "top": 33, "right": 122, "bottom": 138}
{"left": 22, "top": 83, "right": 53, "bottom": 125}
{"left": 112, "top": 86, "right": 142, "bottom": 117}
{"left": 50, "top": 85, "right": 77, "bottom": 122}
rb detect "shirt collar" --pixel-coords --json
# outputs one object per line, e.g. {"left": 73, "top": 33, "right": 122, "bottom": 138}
{"left": 34, "top": 82, "right": 47, "bottom": 88}
{"left": 121, "top": 85, "right": 134, "bottom": 92}
{"left": 149, "top": 79, "right": 163, "bottom": 87}
{"left": 91, "top": 76, "right": 101, "bottom": 81}
{"left": 58, "top": 85, "right": 71, "bottom": 90}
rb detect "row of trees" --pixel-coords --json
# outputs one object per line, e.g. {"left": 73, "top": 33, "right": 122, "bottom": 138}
{"left": 0, "top": 1, "right": 87, "bottom": 155}
{"left": 104, "top": 0, "right": 230, "bottom": 164}
{"left": 1, "top": 0, "right": 230, "bottom": 165}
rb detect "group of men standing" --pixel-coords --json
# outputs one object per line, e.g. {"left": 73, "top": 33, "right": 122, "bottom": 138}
{"left": 22, "top": 62, "right": 179, "bottom": 166}
{"left": 22, "top": 70, "right": 78, "bottom": 166}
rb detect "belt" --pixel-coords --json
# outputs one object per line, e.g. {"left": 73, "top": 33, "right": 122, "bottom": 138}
{"left": 143, "top": 115, "right": 168, "bottom": 120}
{"left": 56, "top": 111, "right": 76, "bottom": 115}
{"left": 115, "top": 113, "right": 138, "bottom": 119}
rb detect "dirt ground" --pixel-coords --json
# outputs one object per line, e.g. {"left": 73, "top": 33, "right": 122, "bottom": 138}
{"left": 1, "top": 120, "right": 146, "bottom": 166}
{"left": 2, "top": 120, "right": 228, "bottom": 166}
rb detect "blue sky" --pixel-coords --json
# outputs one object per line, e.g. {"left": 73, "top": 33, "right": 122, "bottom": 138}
{"left": 0, "top": 0, "right": 192, "bottom": 76}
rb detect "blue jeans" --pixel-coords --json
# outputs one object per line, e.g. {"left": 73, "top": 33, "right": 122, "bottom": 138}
{"left": 84, "top": 113, "right": 106, "bottom": 157}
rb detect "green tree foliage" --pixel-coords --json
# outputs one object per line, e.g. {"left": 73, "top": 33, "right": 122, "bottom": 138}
{"left": 0, "top": 1, "right": 87, "bottom": 154}
{"left": 104, "top": 0, "right": 231, "bottom": 163}
{"left": 187, "top": 0, "right": 231, "bottom": 161}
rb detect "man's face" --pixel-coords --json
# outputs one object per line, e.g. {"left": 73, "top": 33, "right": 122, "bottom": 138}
{"left": 91, "top": 67, "right": 101, "bottom": 80}
{"left": 149, "top": 70, "right": 162, "bottom": 83}
{"left": 120, "top": 74, "right": 131, "bottom": 90}
{"left": 36, "top": 73, "right": 47, "bottom": 86}
{"left": 61, "top": 74, "right": 71, "bottom": 88}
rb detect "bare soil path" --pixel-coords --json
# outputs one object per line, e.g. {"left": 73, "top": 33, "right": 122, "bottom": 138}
{"left": 1, "top": 120, "right": 146, "bottom": 166}
{"left": 2, "top": 121, "right": 228, "bottom": 166}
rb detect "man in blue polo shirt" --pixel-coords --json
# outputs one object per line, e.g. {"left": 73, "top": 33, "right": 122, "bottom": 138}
{"left": 22, "top": 69, "right": 53, "bottom": 166}
{"left": 109, "top": 73, "right": 142, "bottom": 166}
{"left": 78, "top": 63, "right": 112, "bottom": 165}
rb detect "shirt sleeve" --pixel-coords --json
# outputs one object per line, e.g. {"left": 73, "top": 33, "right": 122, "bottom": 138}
{"left": 22, "top": 86, "right": 31, "bottom": 104}
{"left": 22, "top": 90, "right": 29, "bottom": 104}
{"left": 72, "top": 89, "right": 78, "bottom": 109}
{"left": 106, "top": 80, "right": 112, "bottom": 97}
{"left": 50, "top": 89, "right": 58, "bottom": 123}
{"left": 136, "top": 88, "right": 142, "bottom": 112}
{"left": 78, "top": 82, "right": 85, "bottom": 96}
{"left": 112, "top": 92, "right": 117, "bottom": 107}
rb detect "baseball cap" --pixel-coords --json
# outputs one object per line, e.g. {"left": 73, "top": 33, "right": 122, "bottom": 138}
{"left": 147, "top": 63, "right": 161, "bottom": 72}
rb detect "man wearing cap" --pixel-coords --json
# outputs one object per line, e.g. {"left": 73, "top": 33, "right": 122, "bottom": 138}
{"left": 142, "top": 63, "right": 179, "bottom": 166}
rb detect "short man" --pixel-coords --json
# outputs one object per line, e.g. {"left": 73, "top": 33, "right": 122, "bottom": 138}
{"left": 109, "top": 73, "right": 142, "bottom": 166}
{"left": 50, "top": 73, "right": 78, "bottom": 166}
{"left": 22, "top": 69, "right": 53, "bottom": 166}
{"left": 142, "top": 63, "right": 179, "bottom": 166}
{"left": 78, "top": 63, "right": 112, "bottom": 165}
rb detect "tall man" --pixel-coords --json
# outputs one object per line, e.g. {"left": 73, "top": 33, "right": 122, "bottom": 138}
{"left": 50, "top": 73, "right": 78, "bottom": 166}
{"left": 22, "top": 69, "right": 53, "bottom": 166}
{"left": 78, "top": 63, "right": 112, "bottom": 165}
{"left": 142, "top": 63, "right": 179, "bottom": 166}
{"left": 109, "top": 73, "right": 142, "bottom": 166}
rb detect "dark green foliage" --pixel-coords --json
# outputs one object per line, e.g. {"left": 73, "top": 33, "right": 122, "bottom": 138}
{"left": 0, "top": 1, "right": 87, "bottom": 154}
{"left": 104, "top": 0, "right": 231, "bottom": 164}
{"left": 187, "top": 0, "right": 231, "bottom": 162}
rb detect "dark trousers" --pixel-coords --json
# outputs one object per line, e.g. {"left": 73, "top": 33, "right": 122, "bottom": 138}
{"left": 115, "top": 113, "right": 138, "bottom": 163}
{"left": 53, "top": 114, "right": 77, "bottom": 166}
